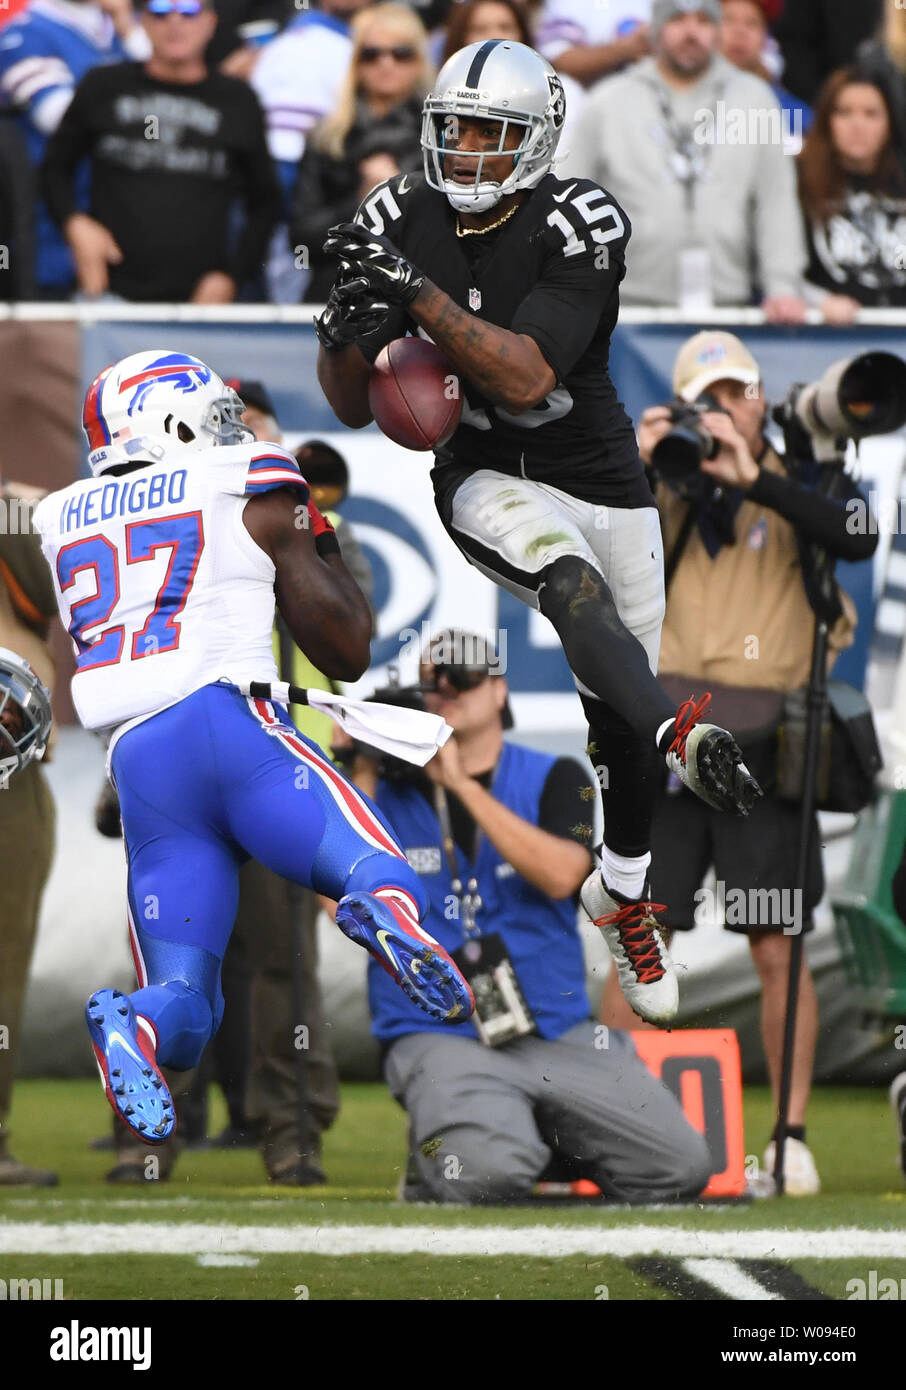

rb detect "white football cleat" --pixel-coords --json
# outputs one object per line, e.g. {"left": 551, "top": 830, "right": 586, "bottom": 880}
{"left": 665, "top": 693, "right": 762, "bottom": 816}
{"left": 762, "top": 1138, "right": 821, "bottom": 1195}
{"left": 581, "top": 870, "right": 677, "bottom": 1026}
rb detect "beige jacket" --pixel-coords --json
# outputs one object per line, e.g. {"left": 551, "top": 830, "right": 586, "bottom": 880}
{"left": 657, "top": 447, "right": 855, "bottom": 691}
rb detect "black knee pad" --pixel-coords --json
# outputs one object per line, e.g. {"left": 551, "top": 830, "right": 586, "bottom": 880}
{"left": 539, "top": 555, "right": 605, "bottom": 617}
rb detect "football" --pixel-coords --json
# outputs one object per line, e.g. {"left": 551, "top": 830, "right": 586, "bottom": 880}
{"left": 368, "top": 338, "right": 462, "bottom": 451}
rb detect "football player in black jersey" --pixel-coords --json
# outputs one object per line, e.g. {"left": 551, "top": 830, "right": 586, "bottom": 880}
{"left": 315, "top": 38, "right": 762, "bottom": 1026}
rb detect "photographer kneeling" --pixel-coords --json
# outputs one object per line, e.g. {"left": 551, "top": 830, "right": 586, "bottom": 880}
{"left": 337, "top": 631, "right": 712, "bottom": 1205}
{"left": 610, "top": 331, "right": 879, "bottom": 1194}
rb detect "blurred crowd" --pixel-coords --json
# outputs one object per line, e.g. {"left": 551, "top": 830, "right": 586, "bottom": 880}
{"left": 0, "top": 0, "right": 904, "bottom": 321}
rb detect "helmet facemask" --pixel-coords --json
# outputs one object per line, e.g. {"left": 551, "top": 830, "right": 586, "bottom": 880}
{"left": 181, "top": 388, "right": 256, "bottom": 452}
{"left": 422, "top": 104, "right": 552, "bottom": 213}
{"left": 0, "top": 653, "right": 51, "bottom": 783}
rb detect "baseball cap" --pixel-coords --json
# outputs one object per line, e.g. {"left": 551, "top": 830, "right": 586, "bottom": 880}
{"left": 672, "top": 330, "right": 761, "bottom": 402}
{"left": 419, "top": 629, "right": 513, "bottom": 730}
{"left": 651, "top": 0, "right": 721, "bottom": 36}
{"left": 224, "top": 378, "right": 277, "bottom": 421}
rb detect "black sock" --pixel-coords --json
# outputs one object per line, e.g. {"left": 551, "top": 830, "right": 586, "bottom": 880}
{"left": 657, "top": 720, "right": 677, "bottom": 756}
{"left": 580, "top": 695, "right": 661, "bottom": 856}
{"left": 772, "top": 1124, "right": 806, "bottom": 1144}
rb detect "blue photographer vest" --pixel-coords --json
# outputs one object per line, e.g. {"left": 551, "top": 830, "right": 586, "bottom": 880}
{"left": 370, "top": 741, "right": 591, "bottom": 1042}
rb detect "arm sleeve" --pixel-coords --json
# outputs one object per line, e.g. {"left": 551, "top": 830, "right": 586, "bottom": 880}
{"left": 747, "top": 467, "right": 878, "bottom": 562}
{"left": 538, "top": 756, "right": 597, "bottom": 845}
{"left": 512, "top": 229, "right": 626, "bottom": 381}
{"left": 39, "top": 70, "right": 98, "bottom": 225}
{"left": 228, "top": 84, "right": 282, "bottom": 287}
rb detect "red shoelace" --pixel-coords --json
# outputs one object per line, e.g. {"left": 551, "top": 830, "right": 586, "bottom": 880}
{"left": 593, "top": 900, "right": 669, "bottom": 984}
{"left": 667, "top": 692, "right": 712, "bottom": 762}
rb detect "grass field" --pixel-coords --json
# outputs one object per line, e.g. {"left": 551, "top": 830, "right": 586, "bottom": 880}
{"left": 1, "top": 1079, "right": 906, "bottom": 1301}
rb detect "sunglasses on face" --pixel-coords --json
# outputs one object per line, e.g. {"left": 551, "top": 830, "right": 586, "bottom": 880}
{"left": 419, "top": 664, "right": 491, "bottom": 694}
{"left": 359, "top": 44, "right": 417, "bottom": 63}
{"left": 145, "top": 0, "right": 205, "bottom": 16}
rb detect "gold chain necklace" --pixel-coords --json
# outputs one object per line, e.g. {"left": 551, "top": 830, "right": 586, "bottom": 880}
{"left": 456, "top": 202, "right": 520, "bottom": 238}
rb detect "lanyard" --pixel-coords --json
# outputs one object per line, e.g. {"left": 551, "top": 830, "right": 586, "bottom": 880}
{"left": 433, "top": 783, "right": 485, "bottom": 940}
{"left": 656, "top": 80, "right": 725, "bottom": 215}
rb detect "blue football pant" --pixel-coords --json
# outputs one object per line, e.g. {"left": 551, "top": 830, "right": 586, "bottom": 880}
{"left": 111, "top": 682, "right": 426, "bottom": 1069}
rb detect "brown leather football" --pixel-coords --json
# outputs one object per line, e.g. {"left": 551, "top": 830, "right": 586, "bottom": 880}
{"left": 368, "top": 338, "right": 462, "bottom": 451}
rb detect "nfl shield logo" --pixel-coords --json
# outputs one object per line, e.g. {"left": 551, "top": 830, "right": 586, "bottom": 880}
{"left": 469, "top": 288, "right": 481, "bottom": 311}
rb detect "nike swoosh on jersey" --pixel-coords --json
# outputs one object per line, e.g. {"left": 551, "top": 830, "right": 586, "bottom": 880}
{"left": 397, "top": 174, "right": 411, "bottom": 194}
{"left": 552, "top": 184, "right": 577, "bottom": 203}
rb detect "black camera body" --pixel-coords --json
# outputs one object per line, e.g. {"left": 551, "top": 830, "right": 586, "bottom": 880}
{"left": 650, "top": 392, "right": 727, "bottom": 500}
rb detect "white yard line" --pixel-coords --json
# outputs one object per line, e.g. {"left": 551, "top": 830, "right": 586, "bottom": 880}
{"left": 683, "top": 1258, "right": 783, "bottom": 1300}
{"left": 0, "top": 1223, "right": 905, "bottom": 1259}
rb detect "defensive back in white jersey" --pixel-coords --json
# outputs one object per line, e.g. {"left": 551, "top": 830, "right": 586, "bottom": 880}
{"left": 34, "top": 442, "right": 309, "bottom": 734}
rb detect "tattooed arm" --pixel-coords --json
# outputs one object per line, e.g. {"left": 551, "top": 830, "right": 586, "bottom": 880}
{"left": 407, "top": 280, "right": 556, "bottom": 414}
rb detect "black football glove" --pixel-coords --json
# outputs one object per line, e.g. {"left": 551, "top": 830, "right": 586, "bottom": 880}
{"left": 323, "top": 222, "right": 425, "bottom": 307}
{"left": 314, "top": 271, "right": 392, "bottom": 351}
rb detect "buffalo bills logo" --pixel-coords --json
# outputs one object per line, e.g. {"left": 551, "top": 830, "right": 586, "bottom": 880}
{"left": 547, "top": 74, "right": 566, "bottom": 130}
{"left": 120, "top": 354, "right": 212, "bottom": 416}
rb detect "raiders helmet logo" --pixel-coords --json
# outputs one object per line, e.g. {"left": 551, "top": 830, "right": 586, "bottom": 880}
{"left": 547, "top": 74, "right": 566, "bottom": 130}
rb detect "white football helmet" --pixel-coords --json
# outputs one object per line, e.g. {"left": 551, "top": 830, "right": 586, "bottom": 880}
{"left": 421, "top": 39, "right": 567, "bottom": 214}
{"left": 83, "top": 349, "right": 254, "bottom": 478}
{"left": 0, "top": 647, "right": 51, "bottom": 784}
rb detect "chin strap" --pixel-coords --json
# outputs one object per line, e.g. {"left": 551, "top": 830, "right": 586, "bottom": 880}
{"left": 443, "top": 182, "right": 505, "bottom": 214}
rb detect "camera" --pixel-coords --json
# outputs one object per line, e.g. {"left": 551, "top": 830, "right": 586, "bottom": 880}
{"left": 650, "top": 392, "right": 729, "bottom": 500}
{"left": 774, "top": 352, "right": 906, "bottom": 463}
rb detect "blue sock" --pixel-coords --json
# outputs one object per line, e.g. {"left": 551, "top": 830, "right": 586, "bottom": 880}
{"left": 129, "top": 981, "right": 213, "bottom": 1071}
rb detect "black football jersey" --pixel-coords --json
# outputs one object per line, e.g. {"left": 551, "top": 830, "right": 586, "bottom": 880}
{"left": 352, "top": 170, "right": 652, "bottom": 511}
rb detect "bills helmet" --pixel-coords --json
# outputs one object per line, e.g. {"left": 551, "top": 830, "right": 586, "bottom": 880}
{"left": 82, "top": 349, "right": 254, "bottom": 478}
{"left": 421, "top": 40, "right": 567, "bottom": 214}
{"left": 0, "top": 648, "right": 51, "bottom": 784}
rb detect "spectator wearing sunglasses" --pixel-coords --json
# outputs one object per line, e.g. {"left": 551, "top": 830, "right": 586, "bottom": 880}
{"left": 40, "top": 0, "right": 280, "bottom": 302}
{"left": 330, "top": 630, "right": 712, "bottom": 1205}
{"left": 289, "top": 3, "right": 431, "bottom": 304}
